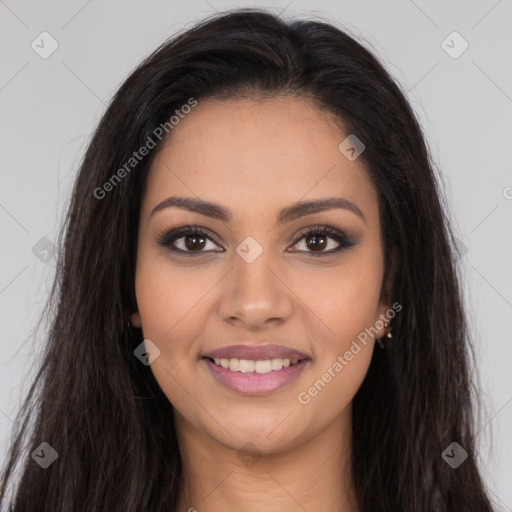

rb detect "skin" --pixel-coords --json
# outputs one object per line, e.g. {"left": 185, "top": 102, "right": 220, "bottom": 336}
{"left": 131, "top": 96, "right": 391, "bottom": 511}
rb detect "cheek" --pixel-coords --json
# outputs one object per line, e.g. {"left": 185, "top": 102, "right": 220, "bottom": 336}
{"left": 295, "top": 262, "right": 379, "bottom": 414}
{"left": 133, "top": 252, "right": 211, "bottom": 356}
{"left": 298, "top": 343, "right": 373, "bottom": 421}
{"left": 292, "top": 252, "right": 384, "bottom": 350}
{"left": 134, "top": 258, "right": 211, "bottom": 406}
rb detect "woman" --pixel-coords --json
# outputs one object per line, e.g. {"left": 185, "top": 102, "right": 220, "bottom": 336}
{"left": 0, "top": 8, "right": 496, "bottom": 511}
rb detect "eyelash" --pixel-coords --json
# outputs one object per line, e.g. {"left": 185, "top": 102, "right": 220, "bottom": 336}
{"left": 156, "top": 224, "right": 356, "bottom": 257}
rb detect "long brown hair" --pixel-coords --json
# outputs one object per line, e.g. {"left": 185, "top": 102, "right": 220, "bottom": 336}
{"left": 0, "top": 8, "right": 495, "bottom": 511}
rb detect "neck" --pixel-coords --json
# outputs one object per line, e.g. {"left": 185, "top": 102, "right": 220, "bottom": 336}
{"left": 174, "top": 406, "right": 360, "bottom": 512}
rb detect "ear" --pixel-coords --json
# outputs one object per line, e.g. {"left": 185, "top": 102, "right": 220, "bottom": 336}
{"left": 130, "top": 311, "right": 142, "bottom": 328}
{"left": 375, "top": 246, "right": 399, "bottom": 339}
{"left": 375, "top": 300, "right": 391, "bottom": 339}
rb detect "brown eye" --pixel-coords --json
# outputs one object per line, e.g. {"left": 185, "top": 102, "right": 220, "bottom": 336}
{"left": 184, "top": 233, "right": 207, "bottom": 251}
{"left": 157, "top": 226, "right": 223, "bottom": 254}
{"left": 289, "top": 226, "right": 356, "bottom": 256}
{"left": 304, "top": 233, "right": 328, "bottom": 252}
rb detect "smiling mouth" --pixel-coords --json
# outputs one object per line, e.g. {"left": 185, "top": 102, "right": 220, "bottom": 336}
{"left": 203, "top": 356, "right": 305, "bottom": 373}
{"left": 202, "top": 356, "right": 310, "bottom": 395}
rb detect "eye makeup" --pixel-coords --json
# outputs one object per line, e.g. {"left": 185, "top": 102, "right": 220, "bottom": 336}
{"left": 156, "top": 224, "right": 358, "bottom": 257}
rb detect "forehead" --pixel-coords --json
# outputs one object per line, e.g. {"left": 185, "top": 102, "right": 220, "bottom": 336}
{"left": 143, "top": 96, "right": 379, "bottom": 225}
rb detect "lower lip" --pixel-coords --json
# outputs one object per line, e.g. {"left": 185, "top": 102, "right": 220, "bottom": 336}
{"left": 203, "top": 358, "right": 310, "bottom": 395}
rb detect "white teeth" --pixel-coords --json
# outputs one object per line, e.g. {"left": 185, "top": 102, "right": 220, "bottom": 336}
{"left": 239, "top": 359, "right": 255, "bottom": 373}
{"left": 209, "top": 357, "right": 302, "bottom": 373}
{"left": 254, "top": 360, "right": 272, "bottom": 373}
{"left": 270, "top": 359, "right": 283, "bottom": 371}
{"left": 228, "top": 358, "right": 240, "bottom": 371}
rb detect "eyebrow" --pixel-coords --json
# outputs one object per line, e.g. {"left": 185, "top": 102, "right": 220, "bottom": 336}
{"left": 150, "top": 196, "right": 366, "bottom": 224}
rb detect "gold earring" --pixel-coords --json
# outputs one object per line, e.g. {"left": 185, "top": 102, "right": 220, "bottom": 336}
{"left": 384, "top": 322, "right": 392, "bottom": 339}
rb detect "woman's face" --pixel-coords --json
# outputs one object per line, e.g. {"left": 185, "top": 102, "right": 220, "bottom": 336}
{"left": 131, "top": 96, "right": 390, "bottom": 454}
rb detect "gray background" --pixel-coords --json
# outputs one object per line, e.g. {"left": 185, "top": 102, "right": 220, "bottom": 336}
{"left": 1, "top": 0, "right": 511, "bottom": 509}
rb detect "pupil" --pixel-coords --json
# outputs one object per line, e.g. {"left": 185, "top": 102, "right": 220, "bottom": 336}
{"left": 307, "top": 235, "right": 326, "bottom": 251}
{"left": 185, "top": 235, "right": 206, "bottom": 250}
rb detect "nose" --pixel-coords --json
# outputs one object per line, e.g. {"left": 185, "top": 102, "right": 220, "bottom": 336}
{"left": 218, "top": 250, "right": 293, "bottom": 329}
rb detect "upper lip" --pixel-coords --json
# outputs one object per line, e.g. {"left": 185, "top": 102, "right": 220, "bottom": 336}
{"left": 203, "top": 343, "right": 310, "bottom": 361}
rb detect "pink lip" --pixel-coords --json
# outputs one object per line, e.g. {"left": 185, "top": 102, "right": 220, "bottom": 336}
{"left": 203, "top": 358, "right": 310, "bottom": 395}
{"left": 203, "top": 343, "right": 309, "bottom": 361}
